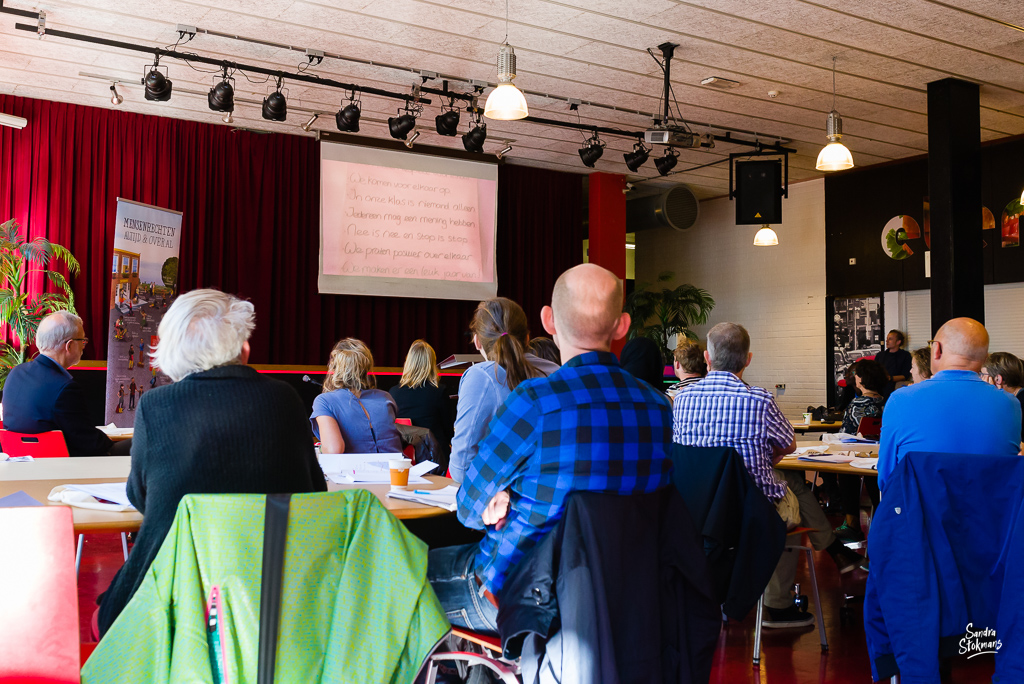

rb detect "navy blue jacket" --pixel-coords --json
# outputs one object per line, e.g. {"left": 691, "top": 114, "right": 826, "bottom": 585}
{"left": 1, "top": 355, "right": 112, "bottom": 456}
{"left": 865, "top": 452, "right": 1024, "bottom": 683}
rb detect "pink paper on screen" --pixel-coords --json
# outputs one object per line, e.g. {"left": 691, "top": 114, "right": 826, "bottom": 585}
{"left": 322, "top": 160, "right": 495, "bottom": 283}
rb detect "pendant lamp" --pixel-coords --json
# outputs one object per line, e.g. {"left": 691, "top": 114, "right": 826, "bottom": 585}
{"left": 816, "top": 57, "right": 854, "bottom": 172}
{"left": 484, "top": 0, "right": 528, "bottom": 120}
{"left": 753, "top": 225, "right": 779, "bottom": 246}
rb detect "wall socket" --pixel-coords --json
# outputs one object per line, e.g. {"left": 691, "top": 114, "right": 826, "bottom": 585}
{"left": 775, "top": 383, "right": 786, "bottom": 390}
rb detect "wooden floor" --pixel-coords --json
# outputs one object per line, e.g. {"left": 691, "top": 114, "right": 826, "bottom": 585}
{"left": 77, "top": 533, "right": 997, "bottom": 683}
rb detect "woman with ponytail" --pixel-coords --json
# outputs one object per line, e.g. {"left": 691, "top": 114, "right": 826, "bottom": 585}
{"left": 449, "top": 297, "right": 560, "bottom": 482}
{"left": 311, "top": 338, "right": 403, "bottom": 454}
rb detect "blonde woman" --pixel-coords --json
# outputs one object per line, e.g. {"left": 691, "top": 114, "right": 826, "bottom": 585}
{"left": 389, "top": 340, "right": 453, "bottom": 451}
{"left": 311, "top": 338, "right": 403, "bottom": 454}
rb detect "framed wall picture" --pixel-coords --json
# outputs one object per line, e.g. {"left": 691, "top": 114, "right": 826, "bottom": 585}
{"left": 826, "top": 294, "right": 884, "bottom": 406}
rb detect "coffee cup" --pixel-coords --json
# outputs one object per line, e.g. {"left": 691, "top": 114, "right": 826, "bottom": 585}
{"left": 389, "top": 458, "right": 413, "bottom": 490}
{"left": 802, "top": 412, "right": 812, "bottom": 425}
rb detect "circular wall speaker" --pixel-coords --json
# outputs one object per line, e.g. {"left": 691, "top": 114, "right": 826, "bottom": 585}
{"left": 627, "top": 185, "right": 700, "bottom": 232}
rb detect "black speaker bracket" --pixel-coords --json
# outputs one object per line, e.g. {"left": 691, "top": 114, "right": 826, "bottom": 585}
{"left": 728, "top": 150, "right": 789, "bottom": 201}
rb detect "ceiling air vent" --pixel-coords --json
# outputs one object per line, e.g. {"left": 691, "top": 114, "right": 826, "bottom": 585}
{"left": 700, "top": 76, "right": 740, "bottom": 89}
{"left": 627, "top": 185, "right": 700, "bottom": 233}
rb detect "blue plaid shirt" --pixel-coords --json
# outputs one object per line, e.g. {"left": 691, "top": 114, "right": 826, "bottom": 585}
{"left": 457, "top": 351, "right": 674, "bottom": 593}
{"left": 672, "top": 371, "right": 793, "bottom": 500}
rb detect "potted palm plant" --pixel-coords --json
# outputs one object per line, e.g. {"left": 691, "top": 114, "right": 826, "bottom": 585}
{"left": 624, "top": 271, "right": 714, "bottom": 364}
{"left": 0, "top": 218, "right": 80, "bottom": 389}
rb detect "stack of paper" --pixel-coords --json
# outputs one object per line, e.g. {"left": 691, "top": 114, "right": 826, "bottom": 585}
{"left": 318, "top": 452, "right": 439, "bottom": 485}
{"left": 96, "top": 423, "right": 134, "bottom": 437}
{"left": 797, "top": 453, "right": 856, "bottom": 464}
{"left": 48, "top": 483, "right": 137, "bottom": 511}
{"left": 387, "top": 485, "right": 459, "bottom": 511}
{"left": 850, "top": 458, "right": 879, "bottom": 470}
{"left": 793, "top": 446, "right": 830, "bottom": 456}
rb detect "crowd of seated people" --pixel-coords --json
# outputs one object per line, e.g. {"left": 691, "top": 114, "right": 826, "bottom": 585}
{"left": 11, "top": 269, "right": 1024, "bottom": 679}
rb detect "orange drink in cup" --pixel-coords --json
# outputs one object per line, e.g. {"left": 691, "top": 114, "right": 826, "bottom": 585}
{"left": 389, "top": 458, "right": 412, "bottom": 490}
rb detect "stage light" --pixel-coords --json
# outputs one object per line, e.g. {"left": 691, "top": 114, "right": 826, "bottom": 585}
{"left": 389, "top": 111, "right": 417, "bottom": 140}
{"left": 435, "top": 108, "right": 461, "bottom": 136}
{"left": 404, "top": 131, "right": 421, "bottom": 148}
{"left": 109, "top": 84, "right": 123, "bottom": 106}
{"left": 654, "top": 148, "right": 679, "bottom": 176}
{"left": 300, "top": 113, "right": 319, "bottom": 132}
{"left": 143, "top": 63, "right": 172, "bottom": 102}
{"left": 336, "top": 101, "right": 360, "bottom": 132}
{"left": 463, "top": 121, "right": 487, "bottom": 153}
{"left": 208, "top": 74, "right": 234, "bottom": 113}
{"left": 262, "top": 80, "right": 287, "bottom": 122}
{"left": 496, "top": 143, "right": 512, "bottom": 160}
{"left": 222, "top": 111, "right": 233, "bottom": 124}
{"left": 578, "top": 133, "right": 605, "bottom": 168}
{"left": 623, "top": 141, "right": 650, "bottom": 172}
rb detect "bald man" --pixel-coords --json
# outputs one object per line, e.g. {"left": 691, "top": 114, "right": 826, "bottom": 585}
{"left": 2, "top": 311, "right": 114, "bottom": 456}
{"left": 877, "top": 317, "right": 1022, "bottom": 490}
{"left": 427, "top": 264, "right": 674, "bottom": 635}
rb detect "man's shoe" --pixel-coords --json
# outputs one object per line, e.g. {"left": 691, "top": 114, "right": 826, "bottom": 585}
{"left": 834, "top": 548, "right": 869, "bottom": 574}
{"left": 762, "top": 606, "right": 814, "bottom": 629}
{"left": 834, "top": 522, "right": 865, "bottom": 542}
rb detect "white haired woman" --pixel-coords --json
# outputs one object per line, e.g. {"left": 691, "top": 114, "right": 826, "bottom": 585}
{"left": 96, "top": 289, "right": 325, "bottom": 637}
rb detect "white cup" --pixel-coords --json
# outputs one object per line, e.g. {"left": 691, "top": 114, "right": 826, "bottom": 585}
{"left": 389, "top": 458, "right": 413, "bottom": 490}
{"left": 802, "top": 413, "right": 812, "bottom": 425}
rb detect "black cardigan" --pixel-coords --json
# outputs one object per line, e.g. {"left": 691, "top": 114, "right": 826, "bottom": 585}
{"left": 97, "top": 364, "right": 326, "bottom": 635}
{"left": 388, "top": 382, "right": 453, "bottom": 448}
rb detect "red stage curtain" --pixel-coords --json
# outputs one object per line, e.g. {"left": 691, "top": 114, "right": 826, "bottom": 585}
{"left": 0, "top": 95, "right": 584, "bottom": 366}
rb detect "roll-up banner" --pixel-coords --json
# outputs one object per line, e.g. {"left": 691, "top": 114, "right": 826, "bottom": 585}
{"left": 103, "top": 198, "right": 183, "bottom": 426}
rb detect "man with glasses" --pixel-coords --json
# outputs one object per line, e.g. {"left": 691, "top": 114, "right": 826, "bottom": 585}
{"left": 877, "top": 318, "right": 1021, "bottom": 490}
{"left": 2, "top": 311, "right": 121, "bottom": 456}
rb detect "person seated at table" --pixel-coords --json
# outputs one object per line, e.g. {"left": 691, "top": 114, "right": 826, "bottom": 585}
{"left": 1, "top": 311, "right": 127, "bottom": 456}
{"left": 833, "top": 359, "right": 887, "bottom": 541}
{"left": 981, "top": 351, "right": 1024, "bottom": 445}
{"left": 97, "top": 289, "right": 326, "bottom": 636}
{"left": 449, "top": 297, "right": 560, "bottom": 482}
{"left": 674, "top": 322, "right": 867, "bottom": 629}
{"left": 428, "top": 264, "right": 673, "bottom": 635}
{"left": 389, "top": 339, "right": 453, "bottom": 453}
{"left": 526, "top": 336, "right": 561, "bottom": 366}
{"left": 312, "top": 338, "right": 403, "bottom": 454}
{"left": 619, "top": 336, "right": 667, "bottom": 394}
{"left": 667, "top": 339, "right": 707, "bottom": 399}
{"left": 910, "top": 346, "right": 932, "bottom": 383}
{"left": 878, "top": 318, "right": 1022, "bottom": 490}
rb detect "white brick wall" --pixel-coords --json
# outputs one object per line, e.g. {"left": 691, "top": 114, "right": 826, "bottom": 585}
{"left": 901, "top": 284, "right": 1024, "bottom": 359}
{"left": 635, "top": 178, "right": 827, "bottom": 419}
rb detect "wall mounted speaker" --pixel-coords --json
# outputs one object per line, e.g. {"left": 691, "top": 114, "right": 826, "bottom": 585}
{"left": 735, "top": 160, "right": 782, "bottom": 225}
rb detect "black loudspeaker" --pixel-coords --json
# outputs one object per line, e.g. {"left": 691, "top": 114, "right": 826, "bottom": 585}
{"left": 735, "top": 160, "right": 782, "bottom": 225}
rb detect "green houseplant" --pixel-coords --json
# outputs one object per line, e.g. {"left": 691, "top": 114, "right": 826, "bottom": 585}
{"left": 0, "top": 218, "right": 80, "bottom": 389}
{"left": 624, "top": 271, "right": 714, "bottom": 363}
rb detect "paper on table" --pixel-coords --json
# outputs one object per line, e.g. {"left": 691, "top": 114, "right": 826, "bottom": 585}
{"left": 325, "top": 460, "right": 438, "bottom": 485}
{"left": 850, "top": 458, "right": 879, "bottom": 470}
{"left": 48, "top": 483, "right": 136, "bottom": 511}
{"left": 793, "top": 446, "right": 830, "bottom": 456}
{"left": 96, "top": 423, "right": 133, "bottom": 437}
{"left": 318, "top": 452, "right": 404, "bottom": 472}
{"left": 2, "top": 453, "right": 32, "bottom": 462}
{"left": 387, "top": 485, "right": 459, "bottom": 511}
{"left": 798, "top": 452, "right": 856, "bottom": 464}
{"left": 0, "top": 490, "right": 43, "bottom": 508}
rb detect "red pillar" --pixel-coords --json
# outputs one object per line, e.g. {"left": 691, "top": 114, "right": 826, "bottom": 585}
{"left": 587, "top": 172, "right": 627, "bottom": 355}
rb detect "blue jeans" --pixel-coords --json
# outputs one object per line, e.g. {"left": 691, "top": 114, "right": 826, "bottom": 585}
{"left": 427, "top": 543, "right": 498, "bottom": 635}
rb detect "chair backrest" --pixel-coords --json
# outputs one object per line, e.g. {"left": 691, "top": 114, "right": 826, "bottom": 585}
{"left": 0, "top": 429, "right": 70, "bottom": 458}
{"left": 395, "top": 418, "right": 413, "bottom": 426}
{"left": 857, "top": 416, "right": 882, "bottom": 440}
{"left": 0, "top": 506, "right": 81, "bottom": 682}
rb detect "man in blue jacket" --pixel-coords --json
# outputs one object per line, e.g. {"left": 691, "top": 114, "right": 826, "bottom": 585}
{"left": 878, "top": 317, "right": 1021, "bottom": 490}
{"left": 2, "top": 311, "right": 116, "bottom": 456}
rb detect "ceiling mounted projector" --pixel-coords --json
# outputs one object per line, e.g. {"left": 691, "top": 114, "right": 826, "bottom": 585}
{"left": 643, "top": 128, "right": 715, "bottom": 149}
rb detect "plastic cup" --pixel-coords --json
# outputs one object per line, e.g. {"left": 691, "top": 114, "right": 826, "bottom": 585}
{"left": 803, "top": 413, "right": 812, "bottom": 425}
{"left": 389, "top": 458, "right": 412, "bottom": 490}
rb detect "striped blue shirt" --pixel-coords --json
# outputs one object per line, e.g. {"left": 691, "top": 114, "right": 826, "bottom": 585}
{"left": 457, "top": 351, "right": 673, "bottom": 593}
{"left": 672, "top": 371, "right": 793, "bottom": 500}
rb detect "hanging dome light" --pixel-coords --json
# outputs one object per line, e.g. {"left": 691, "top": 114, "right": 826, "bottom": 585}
{"left": 816, "top": 111, "right": 854, "bottom": 171}
{"left": 484, "top": 43, "right": 529, "bottom": 120}
{"left": 753, "top": 225, "right": 779, "bottom": 246}
{"left": 816, "top": 57, "right": 854, "bottom": 172}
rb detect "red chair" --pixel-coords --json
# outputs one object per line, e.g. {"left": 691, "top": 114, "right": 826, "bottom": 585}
{"left": 0, "top": 506, "right": 81, "bottom": 683}
{"left": 395, "top": 418, "right": 416, "bottom": 461}
{"left": 0, "top": 429, "right": 70, "bottom": 458}
{"left": 857, "top": 416, "right": 883, "bottom": 440}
